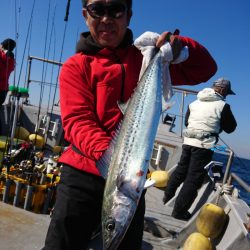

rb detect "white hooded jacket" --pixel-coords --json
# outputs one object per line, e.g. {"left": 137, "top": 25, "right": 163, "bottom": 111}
{"left": 183, "top": 88, "right": 227, "bottom": 149}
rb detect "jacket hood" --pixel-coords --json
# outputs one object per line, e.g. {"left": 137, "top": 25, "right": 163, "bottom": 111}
{"left": 75, "top": 28, "right": 134, "bottom": 54}
{"left": 197, "top": 88, "right": 224, "bottom": 102}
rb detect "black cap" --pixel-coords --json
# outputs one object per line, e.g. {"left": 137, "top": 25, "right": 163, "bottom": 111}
{"left": 212, "top": 77, "right": 235, "bottom": 95}
{"left": 1, "top": 38, "right": 16, "bottom": 52}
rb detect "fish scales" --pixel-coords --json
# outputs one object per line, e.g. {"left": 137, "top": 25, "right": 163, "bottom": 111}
{"left": 102, "top": 52, "right": 164, "bottom": 250}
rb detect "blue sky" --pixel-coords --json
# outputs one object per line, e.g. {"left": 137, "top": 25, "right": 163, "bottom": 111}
{"left": 0, "top": 0, "right": 249, "bottom": 159}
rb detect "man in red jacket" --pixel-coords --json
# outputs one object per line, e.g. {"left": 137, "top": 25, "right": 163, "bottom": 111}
{"left": 0, "top": 38, "right": 16, "bottom": 134}
{"left": 0, "top": 38, "right": 16, "bottom": 106}
{"left": 42, "top": 0, "right": 217, "bottom": 249}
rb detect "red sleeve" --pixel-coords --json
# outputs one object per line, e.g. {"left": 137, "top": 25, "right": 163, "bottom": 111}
{"left": 0, "top": 50, "right": 15, "bottom": 90}
{"left": 8, "top": 57, "right": 15, "bottom": 72}
{"left": 0, "top": 50, "right": 15, "bottom": 71}
{"left": 59, "top": 54, "right": 111, "bottom": 161}
{"left": 170, "top": 36, "right": 217, "bottom": 85}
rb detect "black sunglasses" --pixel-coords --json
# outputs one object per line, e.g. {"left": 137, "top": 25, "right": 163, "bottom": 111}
{"left": 86, "top": 2, "right": 127, "bottom": 19}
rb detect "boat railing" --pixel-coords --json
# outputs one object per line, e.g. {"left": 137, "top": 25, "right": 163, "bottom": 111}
{"left": 222, "top": 148, "right": 234, "bottom": 185}
{"left": 22, "top": 55, "right": 63, "bottom": 105}
{"left": 216, "top": 147, "right": 250, "bottom": 194}
{"left": 26, "top": 55, "right": 63, "bottom": 90}
{"left": 163, "top": 87, "right": 198, "bottom": 137}
{"left": 230, "top": 173, "right": 250, "bottom": 193}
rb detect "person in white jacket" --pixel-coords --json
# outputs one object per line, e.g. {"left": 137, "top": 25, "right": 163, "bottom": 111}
{"left": 163, "top": 77, "right": 237, "bottom": 220}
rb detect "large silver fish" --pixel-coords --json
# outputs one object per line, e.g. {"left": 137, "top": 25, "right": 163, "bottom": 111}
{"left": 97, "top": 49, "right": 165, "bottom": 250}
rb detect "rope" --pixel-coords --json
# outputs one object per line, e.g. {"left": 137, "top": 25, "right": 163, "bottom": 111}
{"left": 215, "top": 181, "right": 234, "bottom": 205}
{"left": 221, "top": 183, "right": 234, "bottom": 195}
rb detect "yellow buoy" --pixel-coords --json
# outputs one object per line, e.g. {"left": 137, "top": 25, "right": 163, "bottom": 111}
{"left": 196, "top": 203, "right": 227, "bottom": 239}
{"left": 0, "top": 140, "right": 7, "bottom": 150}
{"left": 14, "top": 126, "right": 30, "bottom": 141}
{"left": 183, "top": 232, "right": 212, "bottom": 250}
{"left": 28, "top": 134, "right": 45, "bottom": 148}
{"left": 53, "top": 145, "right": 63, "bottom": 154}
{"left": 150, "top": 170, "right": 169, "bottom": 188}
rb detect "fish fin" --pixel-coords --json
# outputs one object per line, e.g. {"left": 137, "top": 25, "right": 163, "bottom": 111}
{"left": 96, "top": 140, "right": 116, "bottom": 179}
{"left": 116, "top": 172, "right": 126, "bottom": 188}
{"left": 162, "top": 101, "right": 175, "bottom": 112}
{"left": 117, "top": 100, "right": 130, "bottom": 115}
{"left": 96, "top": 122, "right": 122, "bottom": 179}
{"left": 144, "top": 178, "right": 156, "bottom": 189}
{"left": 118, "top": 177, "right": 140, "bottom": 201}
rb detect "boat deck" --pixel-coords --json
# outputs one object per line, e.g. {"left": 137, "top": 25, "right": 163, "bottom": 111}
{"left": 142, "top": 187, "right": 187, "bottom": 250}
{"left": 145, "top": 187, "right": 184, "bottom": 232}
{"left": 0, "top": 202, "right": 50, "bottom": 250}
{"left": 0, "top": 188, "right": 188, "bottom": 250}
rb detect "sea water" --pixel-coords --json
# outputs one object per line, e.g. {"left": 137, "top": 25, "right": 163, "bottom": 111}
{"left": 213, "top": 152, "right": 250, "bottom": 206}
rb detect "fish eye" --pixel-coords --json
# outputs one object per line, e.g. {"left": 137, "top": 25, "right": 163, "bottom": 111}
{"left": 106, "top": 218, "right": 115, "bottom": 231}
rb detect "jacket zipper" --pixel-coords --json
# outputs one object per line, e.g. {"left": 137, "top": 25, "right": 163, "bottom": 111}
{"left": 113, "top": 51, "right": 125, "bottom": 103}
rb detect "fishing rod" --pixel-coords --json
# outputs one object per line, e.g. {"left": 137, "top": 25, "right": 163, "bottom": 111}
{"left": 43, "top": 3, "right": 60, "bottom": 146}
{"left": 42, "top": 1, "right": 59, "bottom": 110}
{"left": 64, "top": 0, "right": 71, "bottom": 22}
{"left": 4, "top": 0, "right": 37, "bottom": 155}
{"left": 13, "top": 0, "right": 21, "bottom": 86}
{"left": 33, "top": 0, "right": 61, "bottom": 151}
{"left": 15, "top": 0, "right": 36, "bottom": 90}
{"left": 1, "top": 0, "right": 19, "bottom": 164}
{"left": 43, "top": 0, "right": 72, "bottom": 148}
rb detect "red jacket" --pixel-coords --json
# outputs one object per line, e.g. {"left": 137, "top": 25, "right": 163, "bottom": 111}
{"left": 59, "top": 30, "right": 217, "bottom": 176}
{"left": 0, "top": 49, "right": 15, "bottom": 91}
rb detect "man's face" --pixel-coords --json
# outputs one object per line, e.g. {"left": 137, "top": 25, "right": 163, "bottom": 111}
{"left": 214, "top": 86, "right": 228, "bottom": 97}
{"left": 83, "top": 0, "right": 132, "bottom": 48}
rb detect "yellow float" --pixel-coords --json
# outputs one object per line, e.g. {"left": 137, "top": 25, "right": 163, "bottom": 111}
{"left": 28, "top": 134, "right": 45, "bottom": 148}
{"left": 150, "top": 170, "right": 169, "bottom": 188}
{"left": 196, "top": 203, "right": 227, "bottom": 239}
{"left": 183, "top": 232, "right": 212, "bottom": 250}
{"left": 0, "top": 140, "right": 7, "bottom": 150}
{"left": 14, "top": 126, "right": 30, "bottom": 141}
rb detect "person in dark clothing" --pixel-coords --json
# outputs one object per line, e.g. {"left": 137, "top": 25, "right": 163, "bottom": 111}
{"left": 42, "top": 0, "right": 217, "bottom": 249}
{"left": 163, "top": 77, "right": 237, "bottom": 220}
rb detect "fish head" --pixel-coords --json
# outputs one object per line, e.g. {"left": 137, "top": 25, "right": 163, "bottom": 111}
{"left": 102, "top": 193, "right": 135, "bottom": 249}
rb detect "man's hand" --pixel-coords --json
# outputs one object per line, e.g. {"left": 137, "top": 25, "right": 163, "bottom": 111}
{"left": 156, "top": 29, "right": 182, "bottom": 61}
